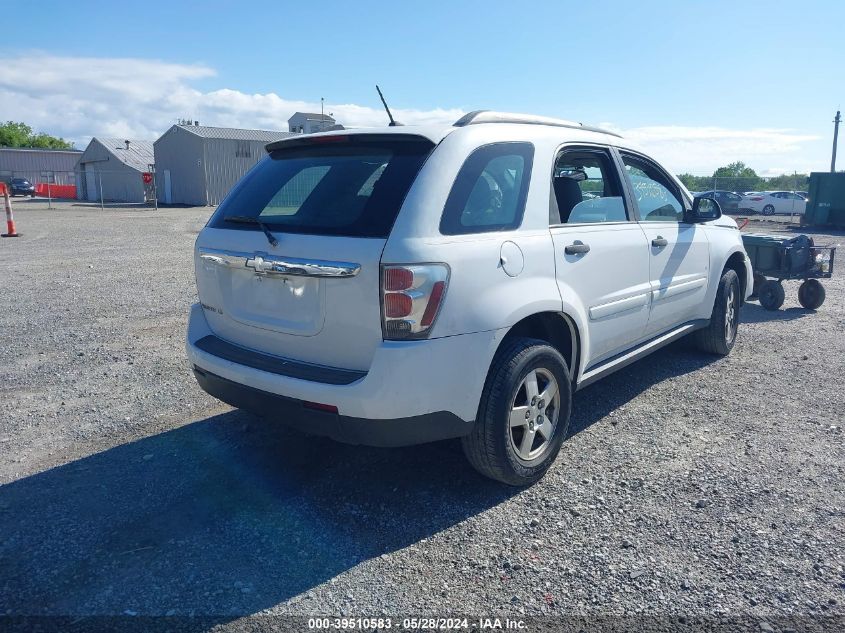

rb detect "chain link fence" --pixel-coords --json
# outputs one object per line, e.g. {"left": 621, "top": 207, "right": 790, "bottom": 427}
{"left": 0, "top": 168, "right": 157, "bottom": 208}
{"left": 680, "top": 175, "right": 811, "bottom": 224}
{"left": 680, "top": 175, "right": 809, "bottom": 196}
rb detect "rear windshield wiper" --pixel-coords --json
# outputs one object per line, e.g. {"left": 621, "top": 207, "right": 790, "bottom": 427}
{"left": 224, "top": 215, "right": 279, "bottom": 247}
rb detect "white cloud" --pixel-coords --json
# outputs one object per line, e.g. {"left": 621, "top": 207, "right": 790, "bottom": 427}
{"left": 602, "top": 123, "right": 823, "bottom": 175}
{"left": 0, "top": 54, "right": 463, "bottom": 145}
{"left": 0, "top": 54, "right": 825, "bottom": 175}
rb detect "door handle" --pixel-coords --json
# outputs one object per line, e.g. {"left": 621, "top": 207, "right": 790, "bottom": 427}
{"left": 564, "top": 241, "right": 590, "bottom": 255}
{"left": 651, "top": 236, "right": 668, "bottom": 248}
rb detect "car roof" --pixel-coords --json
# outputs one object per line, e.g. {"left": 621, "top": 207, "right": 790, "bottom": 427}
{"left": 266, "top": 111, "right": 630, "bottom": 152}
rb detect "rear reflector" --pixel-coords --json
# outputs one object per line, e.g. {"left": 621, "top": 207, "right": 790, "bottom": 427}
{"left": 303, "top": 401, "right": 339, "bottom": 414}
{"left": 420, "top": 281, "right": 446, "bottom": 327}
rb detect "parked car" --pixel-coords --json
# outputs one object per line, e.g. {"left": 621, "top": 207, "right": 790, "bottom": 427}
{"left": 695, "top": 190, "right": 743, "bottom": 214}
{"left": 740, "top": 191, "right": 806, "bottom": 216}
{"left": 186, "top": 110, "right": 753, "bottom": 485}
{"left": 9, "top": 178, "right": 36, "bottom": 197}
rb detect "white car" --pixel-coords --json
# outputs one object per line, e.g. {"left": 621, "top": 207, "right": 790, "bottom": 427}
{"left": 187, "top": 111, "right": 752, "bottom": 485}
{"left": 740, "top": 191, "right": 807, "bottom": 216}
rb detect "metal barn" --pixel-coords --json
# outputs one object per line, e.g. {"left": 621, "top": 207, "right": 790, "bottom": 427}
{"left": 75, "top": 138, "right": 154, "bottom": 203}
{"left": 0, "top": 147, "right": 81, "bottom": 185}
{"left": 153, "top": 124, "right": 294, "bottom": 206}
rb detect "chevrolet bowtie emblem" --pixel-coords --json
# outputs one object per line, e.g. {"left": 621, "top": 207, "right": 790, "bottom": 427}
{"left": 245, "top": 253, "right": 284, "bottom": 274}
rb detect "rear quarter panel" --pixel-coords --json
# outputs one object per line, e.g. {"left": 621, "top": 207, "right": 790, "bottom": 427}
{"left": 382, "top": 126, "right": 565, "bottom": 338}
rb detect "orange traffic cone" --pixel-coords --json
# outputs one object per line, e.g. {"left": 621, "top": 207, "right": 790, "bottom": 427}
{"left": 2, "top": 184, "right": 20, "bottom": 237}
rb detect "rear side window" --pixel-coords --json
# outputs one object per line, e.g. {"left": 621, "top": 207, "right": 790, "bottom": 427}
{"left": 209, "top": 136, "right": 434, "bottom": 238}
{"left": 440, "top": 142, "right": 534, "bottom": 235}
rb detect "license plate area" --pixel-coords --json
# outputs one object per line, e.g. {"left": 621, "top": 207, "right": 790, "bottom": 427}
{"left": 220, "top": 267, "right": 325, "bottom": 336}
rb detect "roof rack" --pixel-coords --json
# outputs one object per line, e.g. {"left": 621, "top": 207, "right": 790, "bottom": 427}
{"left": 453, "top": 110, "right": 622, "bottom": 138}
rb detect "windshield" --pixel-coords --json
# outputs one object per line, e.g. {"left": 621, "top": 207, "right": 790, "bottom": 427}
{"left": 209, "top": 136, "right": 434, "bottom": 238}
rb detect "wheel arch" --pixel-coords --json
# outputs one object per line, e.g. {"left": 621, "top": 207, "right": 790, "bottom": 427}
{"left": 496, "top": 311, "right": 582, "bottom": 384}
{"left": 723, "top": 249, "right": 750, "bottom": 303}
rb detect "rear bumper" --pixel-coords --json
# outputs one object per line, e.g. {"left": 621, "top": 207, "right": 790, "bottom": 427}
{"left": 186, "top": 303, "right": 505, "bottom": 434}
{"left": 193, "top": 366, "right": 472, "bottom": 447}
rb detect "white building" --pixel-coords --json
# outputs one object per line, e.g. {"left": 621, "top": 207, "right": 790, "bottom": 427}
{"left": 75, "top": 138, "right": 154, "bottom": 203}
{"left": 287, "top": 112, "right": 336, "bottom": 134}
{"left": 153, "top": 123, "right": 294, "bottom": 206}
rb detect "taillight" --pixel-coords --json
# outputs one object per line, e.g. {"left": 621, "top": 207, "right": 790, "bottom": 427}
{"left": 384, "top": 292, "right": 413, "bottom": 318}
{"left": 381, "top": 264, "right": 449, "bottom": 340}
{"left": 383, "top": 267, "right": 414, "bottom": 291}
{"left": 751, "top": 196, "right": 763, "bottom": 201}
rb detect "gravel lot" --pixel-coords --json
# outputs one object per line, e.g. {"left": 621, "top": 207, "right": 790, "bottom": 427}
{"left": 1, "top": 200, "right": 843, "bottom": 628}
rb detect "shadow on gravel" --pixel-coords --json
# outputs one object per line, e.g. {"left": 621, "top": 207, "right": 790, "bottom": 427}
{"left": 740, "top": 303, "right": 813, "bottom": 324}
{"left": 567, "top": 341, "right": 718, "bottom": 438}
{"left": 0, "top": 306, "right": 806, "bottom": 622}
{"left": 0, "top": 412, "right": 515, "bottom": 621}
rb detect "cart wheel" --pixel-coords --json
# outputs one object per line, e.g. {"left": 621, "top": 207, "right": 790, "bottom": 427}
{"left": 750, "top": 273, "right": 766, "bottom": 299}
{"left": 758, "top": 280, "right": 785, "bottom": 311}
{"left": 798, "top": 279, "right": 825, "bottom": 310}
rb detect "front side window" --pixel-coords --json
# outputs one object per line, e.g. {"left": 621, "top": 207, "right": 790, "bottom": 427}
{"left": 621, "top": 154, "right": 685, "bottom": 222}
{"left": 551, "top": 148, "right": 627, "bottom": 224}
{"left": 440, "top": 143, "right": 534, "bottom": 235}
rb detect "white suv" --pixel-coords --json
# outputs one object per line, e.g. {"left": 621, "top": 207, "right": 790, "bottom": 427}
{"left": 187, "top": 111, "right": 752, "bottom": 485}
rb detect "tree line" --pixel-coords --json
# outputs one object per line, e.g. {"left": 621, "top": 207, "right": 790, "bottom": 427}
{"left": 0, "top": 121, "right": 73, "bottom": 149}
{"left": 677, "top": 162, "right": 809, "bottom": 193}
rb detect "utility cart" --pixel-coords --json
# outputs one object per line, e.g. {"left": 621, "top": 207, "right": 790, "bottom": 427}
{"left": 743, "top": 233, "right": 836, "bottom": 310}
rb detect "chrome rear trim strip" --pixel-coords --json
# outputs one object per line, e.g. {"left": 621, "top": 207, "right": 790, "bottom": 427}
{"left": 199, "top": 247, "right": 361, "bottom": 278}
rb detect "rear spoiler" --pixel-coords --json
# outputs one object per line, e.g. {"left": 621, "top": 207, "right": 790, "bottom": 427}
{"left": 265, "top": 133, "right": 434, "bottom": 154}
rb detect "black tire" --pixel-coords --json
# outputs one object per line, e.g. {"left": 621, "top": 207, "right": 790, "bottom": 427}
{"left": 762, "top": 204, "right": 776, "bottom": 216}
{"left": 798, "top": 279, "right": 825, "bottom": 310}
{"left": 694, "top": 268, "right": 740, "bottom": 356}
{"left": 758, "top": 279, "right": 785, "bottom": 311}
{"left": 462, "top": 338, "right": 572, "bottom": 486}
{"left": 750, "top": 273, "right": 766, "bottom": 299}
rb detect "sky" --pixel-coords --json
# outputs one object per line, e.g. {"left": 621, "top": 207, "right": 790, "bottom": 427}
{"left": 1, "top": 0, "right": 843, "bottom": 175}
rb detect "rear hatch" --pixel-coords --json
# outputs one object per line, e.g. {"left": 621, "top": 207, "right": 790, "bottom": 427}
{"left": 195, "top": 134, "right": 435, "bottom": 372}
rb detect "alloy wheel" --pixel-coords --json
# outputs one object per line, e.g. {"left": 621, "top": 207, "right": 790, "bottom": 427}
{"left": 508, "top": 368, "right": 560, "bottom": 462}
{"left": 725, "top": 285, "right": 737, "bottom": 343}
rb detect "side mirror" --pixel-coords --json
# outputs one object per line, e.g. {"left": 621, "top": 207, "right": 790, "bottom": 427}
{"left": 687, "top": 196, "right": 722, "bottom": 223}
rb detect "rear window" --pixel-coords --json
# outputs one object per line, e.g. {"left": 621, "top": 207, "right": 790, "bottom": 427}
{"left": 210, "top": 136, "right": 434, "bottom": 238}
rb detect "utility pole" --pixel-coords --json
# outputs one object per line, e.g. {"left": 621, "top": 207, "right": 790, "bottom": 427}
{"left": 833, "top": 110, "right": 841, "bottom": 173}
